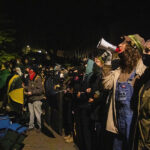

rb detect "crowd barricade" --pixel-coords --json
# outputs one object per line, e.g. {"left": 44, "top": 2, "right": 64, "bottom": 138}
{"left": 45, "top": 90, "right": 64, "bottom": 135}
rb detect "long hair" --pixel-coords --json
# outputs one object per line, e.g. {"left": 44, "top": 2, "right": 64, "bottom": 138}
{"left": 119, "top": 42, "right": 141, "bottom": 73}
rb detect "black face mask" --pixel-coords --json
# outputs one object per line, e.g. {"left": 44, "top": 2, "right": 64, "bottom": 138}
{"left": 142, "top": 54, "right": 150, "bottom": 67}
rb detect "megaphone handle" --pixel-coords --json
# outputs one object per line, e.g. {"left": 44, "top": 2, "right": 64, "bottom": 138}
{"left": 106, "top": 50, "right": 112, "bottom": 55}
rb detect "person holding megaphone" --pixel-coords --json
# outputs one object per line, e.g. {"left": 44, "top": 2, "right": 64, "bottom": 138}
{"left": 98, "top": 34, "right": 146, "bottom": 150}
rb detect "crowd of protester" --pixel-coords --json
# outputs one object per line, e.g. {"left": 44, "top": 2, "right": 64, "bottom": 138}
{"left": 0, "top": 33, "right": 150, "bottom": 150}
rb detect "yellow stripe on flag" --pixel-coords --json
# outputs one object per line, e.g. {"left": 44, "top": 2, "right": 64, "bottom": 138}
{"left": 8, "top": 88, "right": 24, "bottom": 104}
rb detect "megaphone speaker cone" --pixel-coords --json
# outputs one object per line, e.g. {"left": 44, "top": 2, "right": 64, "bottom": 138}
{"left": 97, "top": 38, "right": 117, "bottom": 52}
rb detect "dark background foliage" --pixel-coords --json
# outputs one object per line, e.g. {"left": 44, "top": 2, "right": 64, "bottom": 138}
{"left": 0, "top": 0, "right": 149, "bottom": 52}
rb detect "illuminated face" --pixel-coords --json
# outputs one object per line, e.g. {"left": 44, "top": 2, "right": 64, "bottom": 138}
{"left": 118, "top": 40, "right": 127, "bottom": 53}
{"left": 144, "top": 40, "right": 150, "bottom": 55}
{"left": 94, "top": 58, "right": 103, "bottom": 67}
{"left": 143, "top": 48, "right": 150, "bottom": 55}
{"left": 26, "top": 67, "right": 30, "bottom": 72}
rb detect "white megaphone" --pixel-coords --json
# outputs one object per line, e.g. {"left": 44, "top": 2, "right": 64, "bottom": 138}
{"left": 97, "top": 38, "right": 120, "bottom": 53}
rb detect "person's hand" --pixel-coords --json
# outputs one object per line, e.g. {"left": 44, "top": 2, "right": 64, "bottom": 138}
{"left": 88, "top": 98, "right": 94, "bottom": 103}
{"left": 22, "top": 107, "right": 27, "bottom": 111}
{"left": 22, "top": 83, "right": 25, "bottom": 88}
{"left": 64, "top": 90, "right": 67, "bottom": 94}
{"left": 24, "top": 91, "right": 28, "bottom": 95}
{"left": 86, "top": 88, "right": 91, "bottom": 93}
{"left": 77, "top": 92, "right": 81, "bottom": 98}
{"left": 27, "top": 91, "right": 32, "bottom": 95}
{"left": 43, "top": 96, "right": 46, "bottom": 100}
{"left": 94, "top": 93, "right": 99, "bottom": 99}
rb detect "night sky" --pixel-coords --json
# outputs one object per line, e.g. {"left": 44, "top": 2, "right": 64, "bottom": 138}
{"left": 0, "top": 0, "right": 149, "bottom": 51}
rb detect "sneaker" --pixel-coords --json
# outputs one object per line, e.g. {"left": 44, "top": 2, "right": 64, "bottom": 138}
{"left": 27, "top": 128, "right": 34, "bottom": 131}
{"left": 63, "top": 135, "right": 71, "bottom": 140}
{"left": 26, "top": 128, "right": 34, "bottom": 134}
{"left": 65, "top": 136, "right": 73, "bottom": 143}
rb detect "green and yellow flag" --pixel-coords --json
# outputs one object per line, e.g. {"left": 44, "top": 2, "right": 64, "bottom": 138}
{"left": 7, "top": 74, "right": 24, "bottom": 104}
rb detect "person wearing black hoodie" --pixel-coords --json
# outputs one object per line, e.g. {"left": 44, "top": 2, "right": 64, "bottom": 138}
{"left": 75, "top": 55, "right": 105, "bottom": 150}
